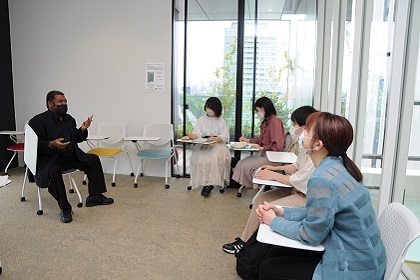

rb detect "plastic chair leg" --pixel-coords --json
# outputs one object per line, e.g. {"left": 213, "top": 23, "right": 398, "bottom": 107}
{"left": 111, "top": 158, "right": 118, "bottom": 187}
{"left": 237, "top": 186, "right": 245, "bottom": 197}
{"left": 69, "top": 175, "right": 83, "bottom": 207}
{"left": 4, "top": 151, "right": 17, "bottom": 174}
{"left": 21, "top": 166, "right": 28, "bottom": 201}
{"left": 37, "top": 187, "right": 43, "bottom": 215}
{"left": 164, "top": 158, "right": 170, "bottom": 189}
{"left": 133, "top": 160, "right": 143, "bottom": 187}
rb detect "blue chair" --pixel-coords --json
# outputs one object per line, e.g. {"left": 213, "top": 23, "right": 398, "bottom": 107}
{"left": 134, "top": 123, "right": 176, "bottom": 189}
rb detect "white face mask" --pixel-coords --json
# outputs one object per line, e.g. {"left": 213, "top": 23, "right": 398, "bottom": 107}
{"left": 257, "top": 111, "right": 264, "bottom": 120}
{"left": 298, "top": 132, "right": 314, "bottom": 154}
{"left": 298, "top": 133, "right": 307, "bottom": 154}
{"left": 289, "top": 126, "right": 299, "bottom": 141}
{"left": 206, "top": 108, "right": 215, "bottom": 117}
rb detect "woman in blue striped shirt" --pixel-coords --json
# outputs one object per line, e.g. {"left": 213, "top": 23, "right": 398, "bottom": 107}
{"left": 256, "top": 112, "right": 385, "bottom": 280}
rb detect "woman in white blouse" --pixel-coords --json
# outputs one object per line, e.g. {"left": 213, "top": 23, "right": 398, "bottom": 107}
{"left": 187, "top": 97, "right": 230, "bottom": 197}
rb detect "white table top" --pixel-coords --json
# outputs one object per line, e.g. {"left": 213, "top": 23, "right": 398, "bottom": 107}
{"left": 125, "top": 136, "right": 162, "bottom": 141}
{"left": 226, "top": 144, "right": 259, "bottom": 151}
{"left": 257, "top": 223, "right": 324, "bottom": 251}
{"left": 177, "top": 138, "right": 217, "bottom": 145}
{"left": 0, "top": 130, "right": 24, "bottom": 135}
{"left": 86, "top": 135, "right": 109, "bottom": 140}
{"left": 252, "top": 177, "right": 292, "bottom": 188}
{"left": 266, "top": 151, "right": 297, "bottom": 163}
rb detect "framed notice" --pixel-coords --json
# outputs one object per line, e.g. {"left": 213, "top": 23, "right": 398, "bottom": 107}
{"left": 146, "top": 63, "right": 164, "bottom": 91}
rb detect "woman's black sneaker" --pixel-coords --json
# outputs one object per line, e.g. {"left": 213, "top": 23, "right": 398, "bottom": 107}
{"left": 222, "top": 237, "right": 245, "bottom": 254}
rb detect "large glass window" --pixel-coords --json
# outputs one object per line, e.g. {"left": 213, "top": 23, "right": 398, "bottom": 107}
{"left": 173, "top": 0, "right": 317, "bottom": 176}
{"left": 243, "top": 1, "right": 317, "bottom": 137}
{"left": 341, "top": 0, "right": 354, "bottom": 118}
{"left": 361, "top": 0, "right": 393, "bottom": 170}
{"left": 401, "top": 42, "right": 420, "bottom": 267}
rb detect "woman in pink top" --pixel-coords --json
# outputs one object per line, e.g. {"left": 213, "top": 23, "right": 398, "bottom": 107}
{"left": 232, "top": 97, "right": 286, "bottom": 188}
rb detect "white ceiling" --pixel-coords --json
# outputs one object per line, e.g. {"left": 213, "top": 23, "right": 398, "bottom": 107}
{"left": 175, "top": 0, "right": 313, "bottom": 21}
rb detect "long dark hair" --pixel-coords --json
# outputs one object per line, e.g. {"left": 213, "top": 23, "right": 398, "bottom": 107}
{"left": 254, "top": 97, "right": 276, "bottom": 118}
{"left": 306, "top": 112, "right": 363, "bottom": 182}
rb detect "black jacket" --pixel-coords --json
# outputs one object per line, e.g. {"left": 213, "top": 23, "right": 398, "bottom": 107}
{"left": 28, "top": 110, "right": 89, "bottom": 188}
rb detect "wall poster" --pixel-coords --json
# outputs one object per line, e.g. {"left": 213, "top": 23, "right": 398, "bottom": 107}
{"left": 146, "top": 63, "right": 164, "bottom": 91}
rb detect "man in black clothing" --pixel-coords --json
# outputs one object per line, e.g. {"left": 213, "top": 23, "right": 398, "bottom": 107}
{"left": 29, "top": 90, "right": 113, "bottom": 223}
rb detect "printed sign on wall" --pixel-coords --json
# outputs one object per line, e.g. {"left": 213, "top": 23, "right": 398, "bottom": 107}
{"left": 146, "top": 63, "right": 164, "bottom": 91}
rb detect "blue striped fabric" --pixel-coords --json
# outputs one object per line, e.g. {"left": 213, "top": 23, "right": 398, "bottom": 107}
{"left": 270, "top": 156, "right": 386, "bottom": 279}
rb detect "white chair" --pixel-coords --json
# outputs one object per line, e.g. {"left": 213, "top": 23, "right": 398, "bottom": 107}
{"left": 84, "top": 122, "right": 134, "bottom": 187}
{"left": 378, "top": 202, "right": 420, "bottom": 280}
{"left": 21, "top": 124, "right": 83, "bottom": 215}
{"left": 134, "top": 123, "right": 176, "bottom": 189}
{"left": 2, "top": 120, "right": 28, "bottom": 175}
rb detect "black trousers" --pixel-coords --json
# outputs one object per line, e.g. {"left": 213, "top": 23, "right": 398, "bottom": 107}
{"left": 48, "top": 154, "right": 107, "bottom": 210}
{"left": 236, "top": 230, "right": 323, "bottom": 280}
{"left": 258, "top": 246, "right": 323, "bottom": 280}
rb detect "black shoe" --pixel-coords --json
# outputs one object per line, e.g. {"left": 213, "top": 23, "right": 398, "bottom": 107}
{"left": 85, "top": 194, "right": 114, "bottom": 207}
{"left": 222, "top": 238, "right": 245, "bottom": 254}
{"left": 201, "top": 185, "right": 214, "bottom": 197}
{"left": 60, "top": 209, "right": 73, "bottom": 223}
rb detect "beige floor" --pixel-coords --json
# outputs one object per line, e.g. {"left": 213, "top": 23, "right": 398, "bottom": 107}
{"left": 0, "top": 167, "right": 257, "bottom": 279}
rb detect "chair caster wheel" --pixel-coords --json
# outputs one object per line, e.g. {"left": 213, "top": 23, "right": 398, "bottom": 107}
{"left": 237, "top": 193, "right": 242, "bottom": 197}
{"left": 130, "top": 172, "right": 134, "bottom": 176}
{"left": 20, "top": 197, "right": 26, "bottom": 202}
{"left": 82, "top": 180, "right": 87, "bottom": 185}
{"left": 219, "top": 188, "right": 224, "bottom": 193}
{"left": 69, "top": 189, "right": 75, "bottom": 193}
{"left": 134, "top": 183, "right": 138, "bottom": 188}
{"left": 37, "top": 210, "right": 43, "bottom": 215}
{"left": 111, "top": 182, "right": 116, "bottom": 187}
{"left": 249, "top": 204, "right": 253, "bottom": 209}
{"left": 140, "top": 173, "right": 144, "bottom": 177}
{"left": 187, "top": 186, "right": 192, "bottom": 190}
{"left": 77, "top": 203, "right": 83, "bottom": 208}
{"left": 165, "top": 184, "right": 170, "bottom": 189}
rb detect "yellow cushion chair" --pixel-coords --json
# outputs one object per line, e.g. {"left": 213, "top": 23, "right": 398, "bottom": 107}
{"left": 85, "top": 122, "right": 134, "bottom": 187}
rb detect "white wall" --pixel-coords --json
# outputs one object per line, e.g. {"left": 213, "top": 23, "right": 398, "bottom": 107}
{"left": 9, "top": 0, "right": 173, "bottom": 176}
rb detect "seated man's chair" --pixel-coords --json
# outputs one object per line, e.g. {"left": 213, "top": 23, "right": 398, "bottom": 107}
{"left": 134, "top": 123, "right": 176, "bottom": 188}
{"left": 21, "top": 124, "right": 83, "bottom": 215}
{"left": 378, "top": 202, "right": 420, "bottom": 280}
{"left": 3, "top": 121, "right": 28, "bottom": 175}
{"left": 84, "top": 122, "right": 134, "bottom": 187}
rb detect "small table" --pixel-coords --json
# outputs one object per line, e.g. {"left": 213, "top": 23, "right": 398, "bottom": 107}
{"left": 250, "top": 173, "right": 292, "bottom": 207}
{"left": 86, "top": 135, "right": 110, "bottom": 149}
{"left": 0, "top": 130, "right": 25, "bottom": 136}
{"left": 0, "top": 130, "right": 25, "bottom": 142}
{"left": 177, "top": 138, "right": 217, "bottom": 145}
{"left": 125, "top": 136, "right": 162, "bottom": 151}
{"left": 257, "top": 223, "right": 324, "bottom": 251}
{"left": 226, "top": 143, "right": 260, "bottom": 152}
{"left": 266, "top": 151, "right": 297, "bottom": 163}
